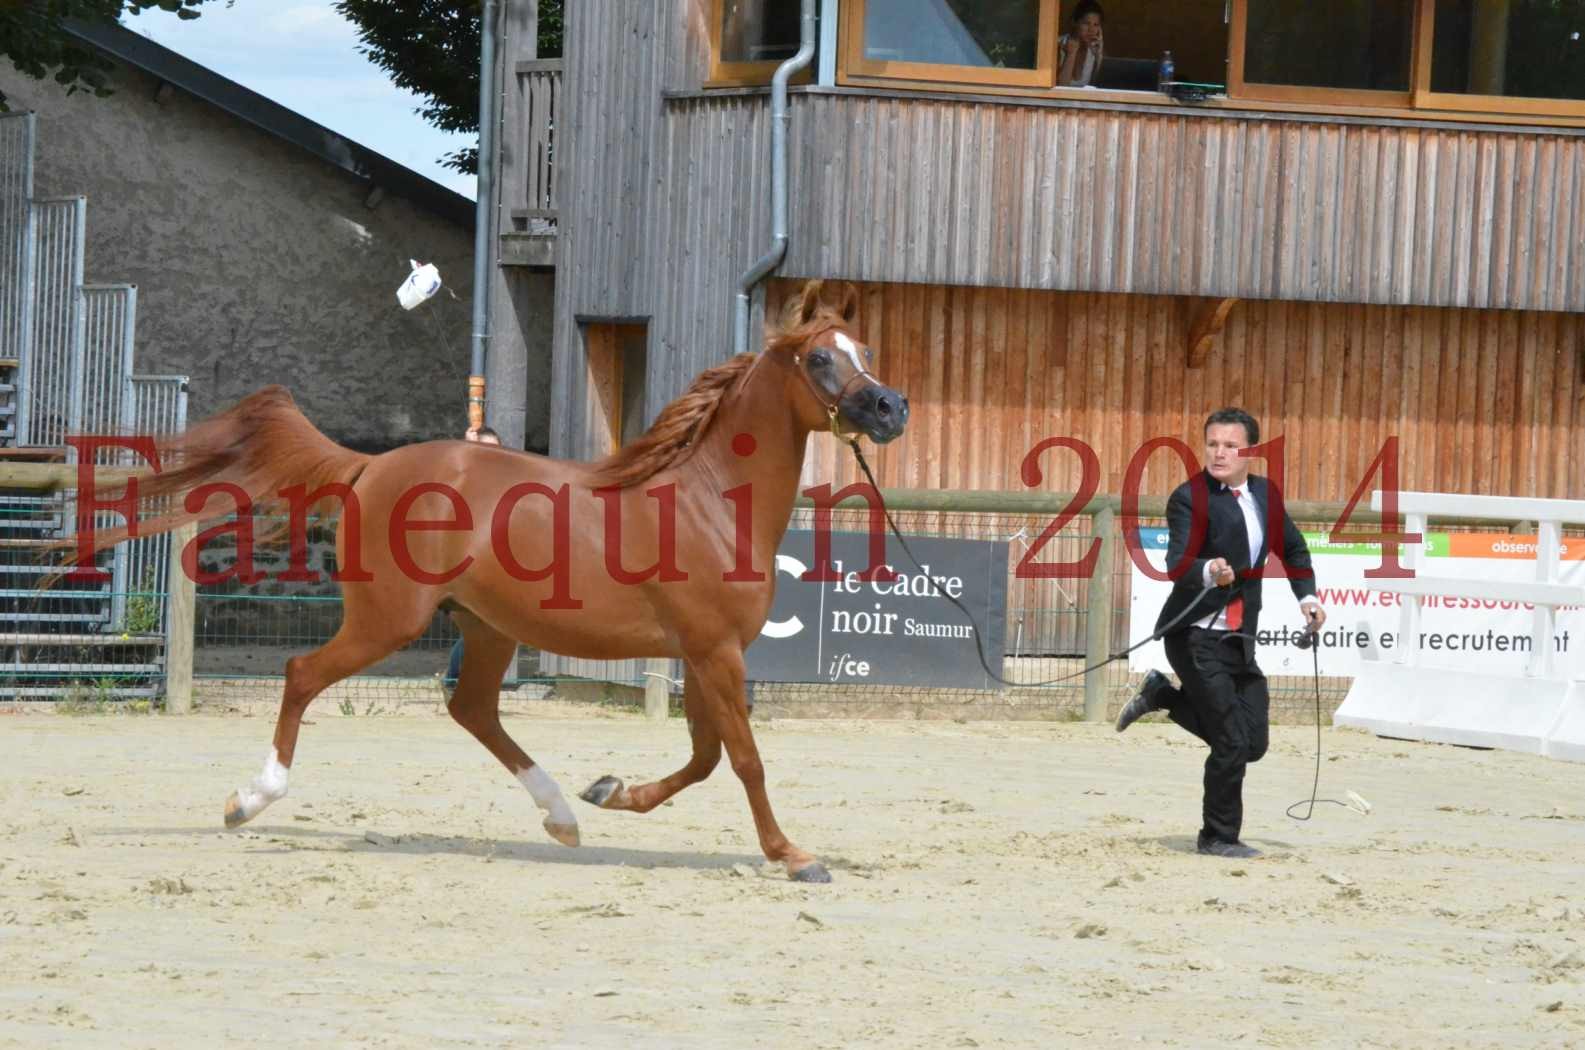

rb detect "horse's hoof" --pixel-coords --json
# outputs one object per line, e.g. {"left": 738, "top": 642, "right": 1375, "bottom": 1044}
{"left": 789, "top": 861, "right": 832, "bottom": 884}
{"left": 222, "top": 792, "right": 250, "bottom": 829}
{"left": 579, "top": 775, "right": 625, "bottom": 809}
{"left": 543, "top": 819, "right": 581, "bottom": 848}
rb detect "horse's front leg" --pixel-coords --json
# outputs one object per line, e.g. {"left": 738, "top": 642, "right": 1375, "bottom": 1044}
{"left": 692, "top": 645, "right": 829, "bottom": 882}
{"left": 580, "top": 669, "right": 721, "bottom": 812}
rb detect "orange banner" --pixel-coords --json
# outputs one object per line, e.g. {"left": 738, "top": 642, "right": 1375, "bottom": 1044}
{"left": 1445, "top": 533, "right": 1585, "bottom": 561}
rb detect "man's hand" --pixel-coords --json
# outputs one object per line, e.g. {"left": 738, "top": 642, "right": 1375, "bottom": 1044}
{"left": 1302, "top": 602, "right": 1326, "bottom": 630}
{"left": 1207, "top": 558, "right": 1236, "bottom": 587}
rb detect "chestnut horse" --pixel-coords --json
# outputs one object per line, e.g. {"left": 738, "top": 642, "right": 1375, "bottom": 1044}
{"left": 83, "top": 280, "right": 908, "bottom": 882}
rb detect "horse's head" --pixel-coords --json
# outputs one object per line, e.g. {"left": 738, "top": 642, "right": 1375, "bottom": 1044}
{"left": 772, "top": 281, "right": 909, "bottom": 445}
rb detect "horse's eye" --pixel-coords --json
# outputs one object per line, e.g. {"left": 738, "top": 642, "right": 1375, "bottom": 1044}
{"left": 864, "top": 348, "right": 874, "bottom": 363}
{"left": 808, "top": 349, "right": 832, "bottom": 368}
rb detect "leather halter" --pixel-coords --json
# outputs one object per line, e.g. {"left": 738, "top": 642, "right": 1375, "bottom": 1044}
{"left": 791, "top": 347, "right": 878, "bottom": 440}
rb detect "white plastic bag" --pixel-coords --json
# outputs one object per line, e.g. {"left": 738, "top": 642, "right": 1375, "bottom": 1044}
{"left": 396, "top": 259, "right": 442, "bottom": 310}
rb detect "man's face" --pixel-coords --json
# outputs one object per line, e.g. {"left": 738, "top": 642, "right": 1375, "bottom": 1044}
{"left": 1204, "top": 422, "right": 1252, "bottom": 487}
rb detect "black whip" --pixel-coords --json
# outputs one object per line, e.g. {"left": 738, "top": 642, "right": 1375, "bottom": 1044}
{"left": 1284, "top": 632, "right": 1350, "bottom": 821}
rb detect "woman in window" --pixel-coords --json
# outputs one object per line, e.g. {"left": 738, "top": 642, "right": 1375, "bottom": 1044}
{"left": 1058, "top": 0, "right": 1105, "bottom": 87}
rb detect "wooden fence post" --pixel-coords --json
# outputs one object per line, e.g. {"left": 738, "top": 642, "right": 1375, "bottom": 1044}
{"left": 1083, "top": 505, "right": 1116, "bottom": 722}
{"left": 644, "top": 658, "right": 670, "bottom": 721}
{"left": 163, "top": 523, "right": 196, "bottom": 714}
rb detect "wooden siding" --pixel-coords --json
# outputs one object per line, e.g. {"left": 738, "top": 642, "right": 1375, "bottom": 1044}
{"left": 784, "top": 95, "right": 1585, "bottom": 312}
{"left": 773, "top": 281, "right": 1585, "bottom": 505}
{"left": 548, "top": 0, "right": 1585, "bottom": 465}
{"left": 547, "top": 278, "right": 1583, "bottom": 684}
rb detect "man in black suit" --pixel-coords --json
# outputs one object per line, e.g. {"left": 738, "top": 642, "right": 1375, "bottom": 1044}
{"left": 1115, "top": 408, "right": 1326, "bottom": 859}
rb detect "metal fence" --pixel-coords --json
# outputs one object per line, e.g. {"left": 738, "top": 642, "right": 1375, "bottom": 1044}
{"left": 20, "top": 197, "right": 86, "bottom": 448}
{"left": 77, "top": 285, "right": 138, "bottom": 441}
{"left": 0, "top": 375, "right": 188, "bottom": 702}
{"left": 121, "top": 375, "right": 188, "bottom": 636}
{"left": 0, "top": 112, "right": 35, "bottom": 371}
{"left": 171, "top": 498, "right": 1361, "bottom": 722}
{"left": 185, "top": 512, "right": 466, "bottom": 711}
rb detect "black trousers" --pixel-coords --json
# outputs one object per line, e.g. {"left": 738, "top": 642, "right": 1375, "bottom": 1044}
{"left": 1159, "top": 627, "right": 1270, "bottom": 844}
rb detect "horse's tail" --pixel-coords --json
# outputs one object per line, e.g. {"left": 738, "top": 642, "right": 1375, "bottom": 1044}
{"left": 72, "top": 385, "right": 372, "bottom": 560}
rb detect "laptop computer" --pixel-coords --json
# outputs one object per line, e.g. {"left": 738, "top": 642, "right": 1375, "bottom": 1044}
{"left": 1091, "top": 56, "right": 1161, "bottom": 92}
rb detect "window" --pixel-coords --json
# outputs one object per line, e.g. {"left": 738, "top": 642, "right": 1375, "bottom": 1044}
{"left": 843, "top": 0, "right": 1056, "bottom": 87}
{"left": 1236, "top": 0, "right": 1416, "bottom": 102}
{"left": 839, "top": 0, "right": 1230, "bottom": 94}
{"left": 709, "top": 0, "right": 820, "bottom": 85}
{"left": 703, "top": 0, "right": 1585, "bottom": 121}
{"left": 1421, "top": 0, "right": 1585, "bottom": 114}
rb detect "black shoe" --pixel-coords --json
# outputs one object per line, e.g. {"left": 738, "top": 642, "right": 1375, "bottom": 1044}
{"left": 1115, "top": 670, "right": 1169, "bottom": 733}
{"left": 1196, "top": 834, "right": 1262, "bottom": 859}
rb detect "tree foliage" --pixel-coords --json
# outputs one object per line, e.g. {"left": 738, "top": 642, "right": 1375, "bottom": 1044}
{"left": 334, "top": 0, "right": 563, "bottom": 175}
{"left": 0, "top": 0, "right": 218, "bottom": 112}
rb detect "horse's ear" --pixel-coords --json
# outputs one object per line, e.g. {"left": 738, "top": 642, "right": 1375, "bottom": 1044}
{"left": 796, "top": 280, "right": 826, "bottom": 324}
{"left": 836, "top": 282, "right": 860, "bottom": 323}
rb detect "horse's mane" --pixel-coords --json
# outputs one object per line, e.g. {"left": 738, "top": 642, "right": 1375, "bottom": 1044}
{"left": 585, "top": 353, "right": 758, "bottom": 489}
{"left": 585, "top": 291, "right": 852, "bottom": 490}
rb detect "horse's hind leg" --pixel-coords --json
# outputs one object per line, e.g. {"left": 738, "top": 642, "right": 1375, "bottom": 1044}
{"left": 580, "top": 668, "right": 721, "bottom": 812}
{"left": 223, "top": 610, "right": 426, "bottom": 829}
{"left": 445, "top": 611, "right": 580, "bottom": 847}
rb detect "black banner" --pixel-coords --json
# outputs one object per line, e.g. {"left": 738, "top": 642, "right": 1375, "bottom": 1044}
{"left": 744, "top": 530, "right": 1009, "bottom": 689}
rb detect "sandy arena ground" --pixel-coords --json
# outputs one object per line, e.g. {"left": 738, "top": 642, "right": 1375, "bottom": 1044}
{"left": 0, "top": 706, "right": 1581, "bottom": 1049}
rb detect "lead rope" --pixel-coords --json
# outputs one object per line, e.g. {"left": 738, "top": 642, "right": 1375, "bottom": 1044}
{"left": 843, "top": 439, "right": 1214, "bottom": 689}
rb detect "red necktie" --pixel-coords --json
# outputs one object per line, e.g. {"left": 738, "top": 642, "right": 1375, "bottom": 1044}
{"left": 1226, "top": 489, "right": 1244, "bottom": 630}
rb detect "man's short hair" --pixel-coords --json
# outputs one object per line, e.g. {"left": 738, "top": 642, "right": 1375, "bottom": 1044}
{"left": 1204, "top": 407, "right": 1259, "bottom": 446}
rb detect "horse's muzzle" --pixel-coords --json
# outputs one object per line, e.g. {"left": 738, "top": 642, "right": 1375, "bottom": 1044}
{"left": 841, "top": 384, "right": 909, "bottom": 444}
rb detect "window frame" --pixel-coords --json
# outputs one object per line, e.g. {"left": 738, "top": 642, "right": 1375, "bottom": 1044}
{"left": 1227, "top": 0, "right": 1418, "bottom": 109}
{"left": 838, "top": 0, "right": 1059, "bottom": 90}
{"left": 700, "top": 0, "right": 1585, "bottom": 124}
{"left": 706, "top": 0, "right": 817, "bottom": 87}
{"left": 1407, "top": 0, "right": 1585, "bottom": 119}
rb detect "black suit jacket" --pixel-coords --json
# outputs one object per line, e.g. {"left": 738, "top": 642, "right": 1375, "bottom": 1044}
{"left": 1153, "top": 470, "right": 1319, "bottom": 638}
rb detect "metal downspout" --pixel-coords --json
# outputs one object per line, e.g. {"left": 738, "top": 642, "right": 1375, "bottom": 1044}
{"left": 467, "top": 0, "right": 500, "bottom": 433}
{"left": 732, "top": 0, "right": 817, "bottom": 357}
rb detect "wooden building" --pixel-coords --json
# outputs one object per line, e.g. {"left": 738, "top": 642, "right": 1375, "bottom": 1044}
{"left": 492, "top": 1, "right": 1584, "bottom": 690}
{"left": 497, "top": 0, "right": 1582, "bottom": 507}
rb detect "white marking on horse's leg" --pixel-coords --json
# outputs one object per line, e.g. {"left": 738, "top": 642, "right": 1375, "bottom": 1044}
{"left": 233, "top": 748, "right": 289, "bottom": 822}
{"left": 517, "top": 763, "right": 580, "bottom": 847}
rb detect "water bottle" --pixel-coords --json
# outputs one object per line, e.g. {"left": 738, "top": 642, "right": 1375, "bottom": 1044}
{"left": 1159, "top": 50, "right": 1175, "bottom": 94}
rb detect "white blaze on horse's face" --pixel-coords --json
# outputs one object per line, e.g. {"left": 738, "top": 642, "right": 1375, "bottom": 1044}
{"left": 832, "top": 331, "right": 869, "bottom": 375}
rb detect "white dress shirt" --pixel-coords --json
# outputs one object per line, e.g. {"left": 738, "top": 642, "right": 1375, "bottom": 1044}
{"left": 1196, "top": 480, "right": 1321, "bottom": 631}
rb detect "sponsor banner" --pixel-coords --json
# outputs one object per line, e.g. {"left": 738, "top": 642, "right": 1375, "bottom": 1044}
{"left": 1128, "top": 529, "right": 1584, "bottom": 677}
{"left": 746, "top": 530, "right": 1009, "bottom": 688}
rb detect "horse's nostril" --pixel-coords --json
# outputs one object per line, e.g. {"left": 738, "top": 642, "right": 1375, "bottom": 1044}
{"left": 876, "top": 396, "right": 891, "bottom": 417}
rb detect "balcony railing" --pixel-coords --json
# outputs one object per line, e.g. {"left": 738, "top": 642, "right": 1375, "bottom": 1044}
{"left": 508, "top": 58, "right": 561, "bottom": 236}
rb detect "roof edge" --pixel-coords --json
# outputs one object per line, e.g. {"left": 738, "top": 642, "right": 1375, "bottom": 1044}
{"left": 66, "top": 18, "right": 476, "bottom": 229}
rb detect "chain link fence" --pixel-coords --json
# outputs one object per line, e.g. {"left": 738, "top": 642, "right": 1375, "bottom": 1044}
{"left": 170, "top": 502, "right": 1364, "bottom": 723}
{"left": 15, "top": 488, "right": 1569, "bottom": 721}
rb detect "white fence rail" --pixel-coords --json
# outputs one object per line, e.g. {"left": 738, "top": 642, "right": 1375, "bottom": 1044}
{"left": 1335, "top": 490, "right": 1585, "bottom": 762}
